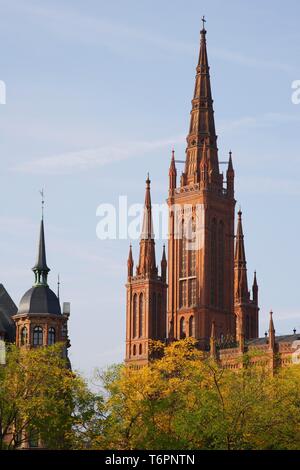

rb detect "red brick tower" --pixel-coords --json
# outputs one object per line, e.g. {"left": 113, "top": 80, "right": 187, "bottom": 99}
{"left": 125, "top": 176, "right": 167, "bottom": 365}
{"left": 234, "top": 210, "right": 259, "bottom": 344}
{"left": 167, "top": 23, "right": 236, "bottom": 348}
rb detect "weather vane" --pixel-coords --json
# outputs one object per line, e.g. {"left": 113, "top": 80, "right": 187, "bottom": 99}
{"left": 39, "top": 189, "right": 45, "bottom": 219}
{"left": 202, "top": 15, "right": 206, "bottom": 30}
{"left": 57, "top": 273, "right": 60, "bottom": 300}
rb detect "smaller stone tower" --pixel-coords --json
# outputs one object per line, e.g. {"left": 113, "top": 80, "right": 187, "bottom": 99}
{"left": 13, "top": 216, "right": 70, "bottom": 356}
{"left": 125, "top": 176, "right": 167, "bottom": 366}
{"left": 234, "top": 210, "right": 259, "bottom": 343}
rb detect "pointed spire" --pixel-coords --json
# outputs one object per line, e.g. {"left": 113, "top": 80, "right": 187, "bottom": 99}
{"left": 228, "top": 150, "right": 234, "bottom": 172}
{"left": 268, "top": 310, "right": 275, "bottom": 350}
{"left": 32, "top": 218, "right": 50, "bottom": 286}
{"left": 127, "top": 244, "right": 134, "bottom": 279}
{"left": 184, "top": 19, "right": 220, "bottom": 185}
{"left": 234, "top": 210, "right": 249, "bottom": 302}
{"left": 137, "top": 176, "right": 157, "bottom": 277}
{"left": 141, "top": 174, "right": 154, "bottom": 240}
{"left": 227, "top": 150, "right": 234, "bottom": 197}
{"left": 57, "top": 273, "right": 60, "bottom": 300}
{"left": 252, "top": 271, "right": 258, "bottom": 305}
{"left": 210, "top": 320, "right": 217, "bottom": 359}
{"left": 169, "top": 149, "right": 177, "bottom": 191}
{"left": 161, "top": 244, "right": 167, "bottom": 282}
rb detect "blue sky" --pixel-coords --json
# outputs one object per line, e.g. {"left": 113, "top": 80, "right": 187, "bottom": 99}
{"left": 0, "top": 0, "right": 299, "bottom": 377}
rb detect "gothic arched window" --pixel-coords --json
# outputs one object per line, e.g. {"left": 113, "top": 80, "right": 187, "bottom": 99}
{"left": 33, "top": 326, "right": 43, "bottom": 347}
{"left": 133, "top": 294, "right": 138, "bottom": 338}
{"left": 139, "top": 293, "right": 144, "bottom": 338}
{"left": 133, "top": 344, "right": 136, "bottom": 356}
{"left": 61, "top": 324, "right": 67, "bottom": 339}
{"left": 21, "top": 326, "right": 28, "bottom": 345}
{"left": 152, "top": 293, "right": 157, "bottom": 338}
{"left": 218, "top": 221, "right": 225, "bottom": 309}
{"left": 210, "top": 218, "right": 217, "bottom": 306}
{"left": 189, "top": 316, "right": 195, "bottom": 337}
{"left": 180, "top": 317, "right": 186, "bottom": 339}
{"left": 48, "top": 327, "right": 56, "bottom": 345}
{"left": 139, "top": 344, "right": 142, "bottom": 355}
{"left": 157, "top": 294, "right": 162, "bottom": 337}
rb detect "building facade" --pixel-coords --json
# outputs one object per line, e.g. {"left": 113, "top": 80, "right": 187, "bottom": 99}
{"left": 125, "top": 23, "right": 298, "bottom": 369}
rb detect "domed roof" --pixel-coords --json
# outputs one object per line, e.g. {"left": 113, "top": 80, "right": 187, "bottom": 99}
{"left": 18, "top": 285, "right": 61, "bottom": 315}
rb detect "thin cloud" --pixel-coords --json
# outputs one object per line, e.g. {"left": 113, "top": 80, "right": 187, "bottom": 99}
{"left": 210, "top": 47, "right": 296, "bottom": 73}
{"left": 237, "top": 175, "right": 300, "bottom": 196}
{"left": 219, "top": 112, "right": 300, "bottom": 133}
{"left": 5, "top": 0, "right": 295, "bottom": 72}
{"left": 12, "top": 136, "right": 185, "bottom": 175}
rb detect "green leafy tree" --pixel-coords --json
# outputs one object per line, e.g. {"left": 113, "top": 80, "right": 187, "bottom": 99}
{"left": 0, "top": 344, "right": 103, "bottom": 449}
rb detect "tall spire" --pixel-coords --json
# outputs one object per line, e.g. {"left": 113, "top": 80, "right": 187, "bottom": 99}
{"left": 210, "top": 320, "right": 217, "bottom": 359}
{"left": 127, "top": 244, "right": 134, "bottom": 279}
{"left": 252, "top": 271, "right": 258, "bottom": 305}
{"left": 32, "top": 218, "right": 50, "bottom": 286}
{"left": 268, "top": 310, "right": 275, "bottom": 350}
{"left": 169, "top": 149, "right": 177, "bottom": 191}
{"left": 184, "top": 18, "right": 219, "bottom": 185}
{"left": 234, "top": 210, "right": 249, "bottom": 302}
{"left": 227, "top": 150, "right": 235, "bottom": 196}
{"left": 137, "top": 175, "right": 157, "bottom": 277}
{"left": 161, "top": 244, "right": 167, "bottom": 282}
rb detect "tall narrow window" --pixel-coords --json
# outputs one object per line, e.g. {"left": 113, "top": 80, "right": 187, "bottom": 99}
{"left": 21, "top": 326, "right": 27, "bottom": 345}
{"left": 180, "top": 225, "right": 187, "bottom": 278}
{"left": 133, "top": 294, "right": 137, "bottom": 338}
{"left": 180, "top": 216, "right": 197, "bottom": 308}
{"left": 189, "top": 316, "right": 195, "bottom": 337}
{"left": 218, "top": 221, "right": 225, "bottom": 309}
{"left": 210, "top": 219, "right": 217, "bottom": 306}
{"left": 33, "top": 326, "right": 43, "bottom": 347}
{"left": 179, "top": 280, "right": 187, "bottom": 308}
{"left": 48, "top": 327, "right": 56, "bottom": 345}
{"left": 152, "top": 293, "right": 157, "bottom": 338}
{"left": 180, "top": 317, "right": 186, "bottom": 339}
{"left": 139, "top": 293, "right": 144, "bottom": 338}
{"left": 157, "top": 294, "right": 161, "bottom": 337}
{"left": 189, "top": 278, "right": 197, "bottom": 306}
{"left": 188, "top": 219, "right": 196, "bottom": 277}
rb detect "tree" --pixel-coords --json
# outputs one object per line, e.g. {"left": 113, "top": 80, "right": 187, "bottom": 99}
{"left": 92, "top": 339, "right": 300, "bottom": 450}
{"left": 0, "top": 344, "right": 102, "bottom": 449}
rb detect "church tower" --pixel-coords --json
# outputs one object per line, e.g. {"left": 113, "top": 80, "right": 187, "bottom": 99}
{"left": 13, "top": 215, "right": 70, "bottom": 356}
{"left": 167, "top": 21, "right": 236, "bottom": 348}
{"left": 125, "top": 176, "right": 167, "bottom": 366}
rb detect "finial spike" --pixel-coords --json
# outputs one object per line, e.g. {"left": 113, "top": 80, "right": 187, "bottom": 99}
{"left": 39, "top": 189, "right": 45, "bottom": 220}
{"left": 57, "top": 273, "right": 60, "bottom": 300}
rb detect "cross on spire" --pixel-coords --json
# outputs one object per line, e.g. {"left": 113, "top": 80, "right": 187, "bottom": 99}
{"left": 201, "top": 15, "right": 206, "bottom": 30}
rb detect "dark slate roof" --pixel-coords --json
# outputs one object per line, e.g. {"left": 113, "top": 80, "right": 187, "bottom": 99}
{"left": 247, "top": 334, "right": 300, "bottom": 346}
{"left": 18, "top": 285, "right": 61, "bottom": 315}
{"left": 0, "top": 284, "right": 17, "bottom": 341}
